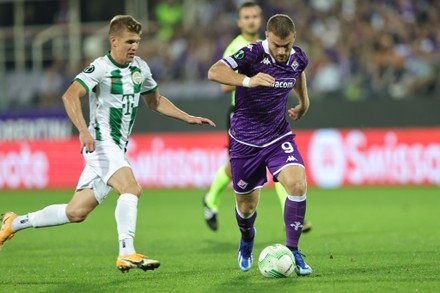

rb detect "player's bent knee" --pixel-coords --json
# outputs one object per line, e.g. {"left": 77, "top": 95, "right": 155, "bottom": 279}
{"left": 237, "top": 202, "right": 257, "bottom": 216}
{"left": 128, "top": 183, "right": 142, "bottom": 197}
{"left": 118, "top": 182, "right": 142, "bottom": 197}
{"left": 66, "top": 207, "right": 90, "bottom": 223}
{"left": 134, "top": 184, "right": 142, "bottom": 197}
{"left": 285, "top": 180, "right": 307, "bottom": 196}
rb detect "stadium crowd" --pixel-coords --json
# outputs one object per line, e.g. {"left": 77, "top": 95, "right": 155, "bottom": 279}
{"left": 140, "top": 0, "right": 440, "bottom": 101}
{"left": 2, "top": 0, "right": 440, "bottom": 109}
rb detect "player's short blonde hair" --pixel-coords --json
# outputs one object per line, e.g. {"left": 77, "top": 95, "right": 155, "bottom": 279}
{"left": 266, "top": 14, "right": 296, "bottom": 39}
{"left": 109, "top": 15, "right": 142, "bottom": 36}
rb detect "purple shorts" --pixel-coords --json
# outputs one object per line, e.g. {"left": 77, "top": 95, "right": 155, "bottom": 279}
{"left": 230, "top": 134, "right": 305, "bottom": 194}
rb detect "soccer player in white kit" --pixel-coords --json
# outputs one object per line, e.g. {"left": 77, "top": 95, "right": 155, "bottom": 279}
{"left": 0, "top": 15, "right": 215, "bottom": 273}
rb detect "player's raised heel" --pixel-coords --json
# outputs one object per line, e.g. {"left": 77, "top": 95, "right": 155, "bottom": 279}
{"left": 302, "top": 220, "right": 313, "bottom": 233}
{"left": 237, "top": 227, "right": 256, "bottom": 272}
{"left": 203, "top": 195, "right": 218, "bottom": 231}
{"left": 0, "top": 212, "right": 17, "bottom": 250}
{"left": 292, "top": 250, "right": 312, "bottom": 276}
{"left": 116, "top": 253, "right": 160, "bottom": 273}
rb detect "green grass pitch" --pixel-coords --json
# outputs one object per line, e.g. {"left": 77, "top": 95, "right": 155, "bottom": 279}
{"left": 0, "top": 187, "right": 439, "bottom": 292}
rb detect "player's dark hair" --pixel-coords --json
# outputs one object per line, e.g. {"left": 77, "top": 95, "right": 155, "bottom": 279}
{"left": 237, "top": 1, "right": 262, "bottom": 17}
{"left": 266, "top": 14, "right": 296, "bottom": 39}
{"left": 109, "top": 15, "right": 142, "bottom": 36}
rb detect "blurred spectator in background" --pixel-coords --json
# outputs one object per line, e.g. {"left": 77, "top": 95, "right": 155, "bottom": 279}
{"left": 145, "top": 0, "right": 440, "bottom": 100}
{"left": 37, "top": 59, "right": 64, "bottom": 108}
{"left": 1, "top": 0, "right": 440, "bottom": 110}
{"left": 154, "top": 0, "right": 183, "bottom": 41}
{"left": 310, "top": 50, "right": 343, "bottom": 99}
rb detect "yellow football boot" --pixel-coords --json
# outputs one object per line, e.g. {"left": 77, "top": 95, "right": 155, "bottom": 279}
{"left": 0, "top": 212, "right": 17, "bottom": 250}
{"left": 116, "top": 253, "right": 160, "bottom": 273}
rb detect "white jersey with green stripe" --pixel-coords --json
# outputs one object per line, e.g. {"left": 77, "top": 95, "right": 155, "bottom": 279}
{"left": 75, "top": 52, "right": 158, "bottom": 150}
{"left": 223, "top": 35, "right": 261, "bottom": 106}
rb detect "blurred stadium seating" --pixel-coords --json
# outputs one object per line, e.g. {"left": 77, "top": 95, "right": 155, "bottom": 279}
{"left": 0, "top": 0, "right": 439, "bottom": 111}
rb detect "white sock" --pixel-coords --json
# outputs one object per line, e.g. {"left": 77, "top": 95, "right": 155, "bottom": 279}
{"left": 115, "top": 193, "right": 138, "bottom": 256}
{"left": 13, "top": 204, "right": 70, "bottom": 231}
{"left": 287, "top": 194, "right": 307, "bottom": 202}
{"left": 119, "top": 238, "right": 134, "bottom": 256}
{"left": 11, "top": 215, "right": 32, "bottom": 231}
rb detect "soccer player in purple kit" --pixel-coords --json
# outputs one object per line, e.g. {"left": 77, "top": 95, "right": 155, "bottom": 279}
{"left": 208, "top": 14, "right": 312, "bottom": 275}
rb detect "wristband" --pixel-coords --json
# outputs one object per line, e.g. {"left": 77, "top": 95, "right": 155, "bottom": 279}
{"left": 242, "top": 76, "right": 251, "bottom": 88}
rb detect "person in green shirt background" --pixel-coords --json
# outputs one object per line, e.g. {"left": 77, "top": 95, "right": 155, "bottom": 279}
{"left": 154, "top": 0, "right": 183, "bottom": 41}
{"left": 203, "top": 1, "right": 312, "bottom": 233}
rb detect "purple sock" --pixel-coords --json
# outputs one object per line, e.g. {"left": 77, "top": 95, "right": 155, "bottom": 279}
{"left": 284, "top": 196, "right": 306, "bottom": 248}
{"left": 235, "top": 208, "right": 256, "bottom": 242}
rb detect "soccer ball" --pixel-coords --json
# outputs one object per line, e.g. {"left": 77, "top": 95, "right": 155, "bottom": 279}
{"left": 258, "top": 244, "right": 296, "bottom": 278}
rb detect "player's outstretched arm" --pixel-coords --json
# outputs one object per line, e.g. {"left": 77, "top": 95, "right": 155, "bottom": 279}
{"left": 62, "top": 81, "right": 96, "bottom": 153}
{"left": 142, "top": 89, "right": 216, "bottom": 127}
{"left": 208, "top": 61, "right": 275, "bottom": 88}
{"left": 288, "top": 72, "right": 310, "bottom": 121}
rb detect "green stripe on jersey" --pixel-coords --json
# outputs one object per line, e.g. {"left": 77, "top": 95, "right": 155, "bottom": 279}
{"left": 110, "top": 70, "right": 123, "bottom": 94}
{"left": 109, "top": 107, "right": 123, "bottom": 146}
{"left": 94, "top": 119, "right": 102, "bottom": 140}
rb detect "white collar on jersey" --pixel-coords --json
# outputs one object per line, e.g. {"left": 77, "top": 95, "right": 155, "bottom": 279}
{"left": 262, "top": 39, "right": 296, "bottom": 65}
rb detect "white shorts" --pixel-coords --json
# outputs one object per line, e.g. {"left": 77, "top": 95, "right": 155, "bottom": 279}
{"left": 76, "top": 140, "right": 131, "bottom": 203}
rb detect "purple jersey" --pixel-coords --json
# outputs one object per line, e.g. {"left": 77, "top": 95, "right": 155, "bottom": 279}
{"left": 222, "top": 40, "right": 309, "bottom": 147}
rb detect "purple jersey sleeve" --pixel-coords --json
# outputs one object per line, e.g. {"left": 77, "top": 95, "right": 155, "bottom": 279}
{"left": 221, "top": 43, "right": 262, "bottom": 73}
{"left": 222, "top": 42, "right": 309, "bottom": 147}
{"left": 292, "top": 45, "right": 309, "bottom": 72}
